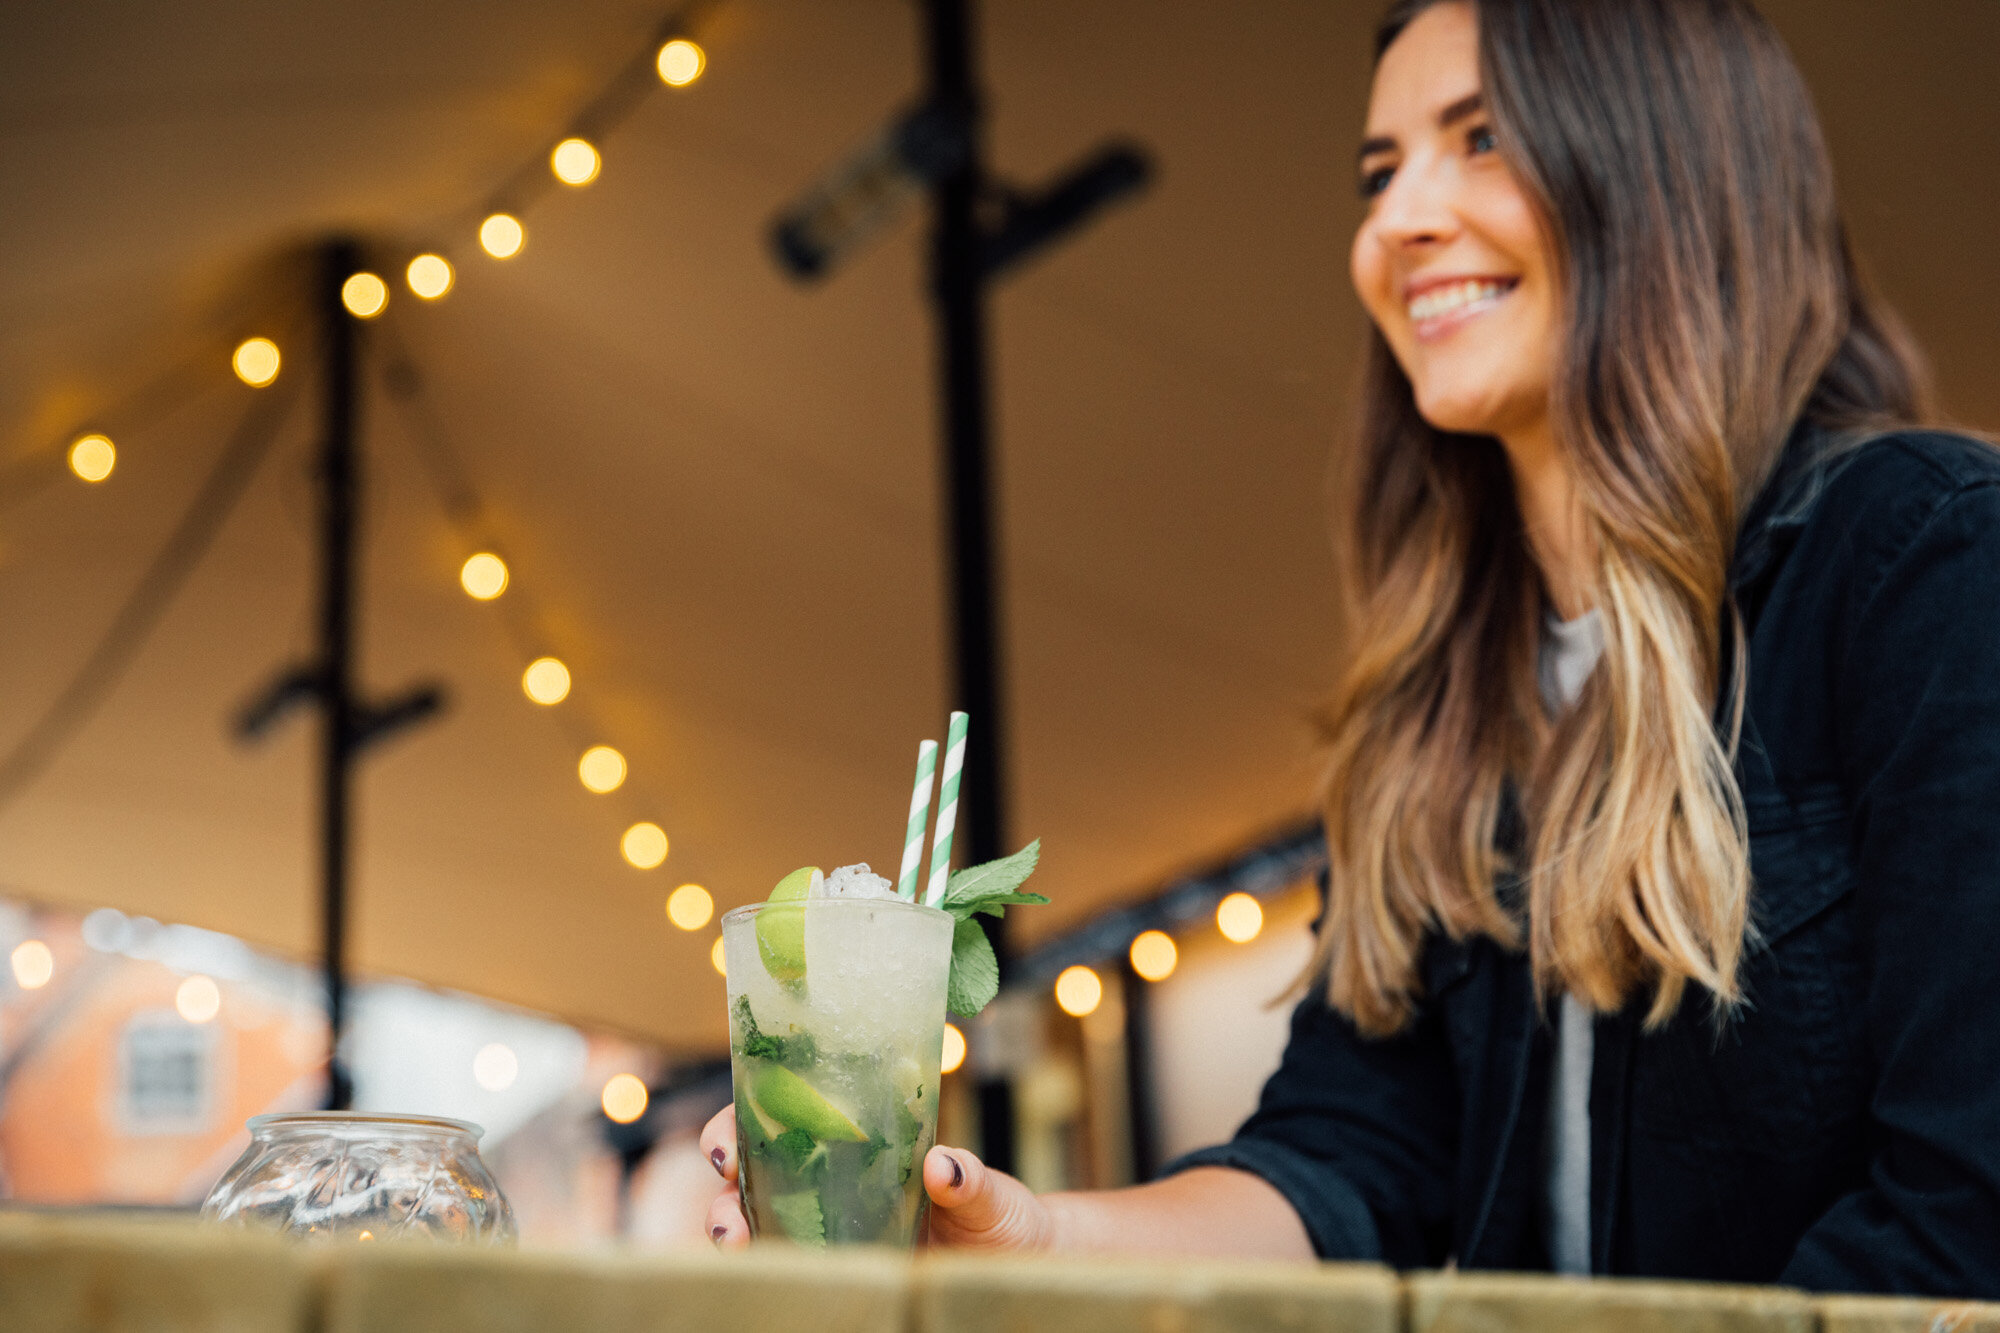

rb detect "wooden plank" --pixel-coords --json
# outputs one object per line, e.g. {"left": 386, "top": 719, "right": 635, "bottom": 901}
{"left": 0, "top": 1213, "right": 310, "bottom": 1333}
{"left": 322, "top": 1243, "right": 909, "bottom": 1333}
{"left": 914, "top": 1254, "right": 1400, "bottom": 1333}
{"left": 1407, "top": 1271, "right": 1814, "bottom": 1333}
{"left": 1817, "top": 1295, "right": 2000, "bottom": 1333}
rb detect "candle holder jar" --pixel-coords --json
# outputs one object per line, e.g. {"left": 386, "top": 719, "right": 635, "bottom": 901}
{"left": 201, "top": 1111, "right": 515, "bottom": 1244}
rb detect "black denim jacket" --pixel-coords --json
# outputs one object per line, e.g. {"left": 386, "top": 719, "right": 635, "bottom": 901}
{"left": 1167, "top": 428, "right": 2000, "bottom": 1297}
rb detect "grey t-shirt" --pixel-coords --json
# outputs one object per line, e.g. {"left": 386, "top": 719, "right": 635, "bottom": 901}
{"left": 1540, "top": 610, "right": 1604, "bottom": 1275}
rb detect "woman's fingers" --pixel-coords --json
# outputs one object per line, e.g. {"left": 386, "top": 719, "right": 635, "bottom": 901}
{"left": 700, "top": 1104, "right": 739, "bottom": 1183}
{"left": 704, "top": 1183, "right": 750, "bottom": 1248}
{"left": 921, "top": 1145, "right": 1052, "bottom": 1251}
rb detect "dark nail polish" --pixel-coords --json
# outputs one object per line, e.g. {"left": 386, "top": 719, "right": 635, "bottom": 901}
{"left": 709, "top": 1147, "right": 726, "bottom": 1173}
{"left": 710, "top": 1224, "right": 728, "bottom": 1242}
{"left": 949, "top": 1156, "right": 964, "bottom": 1190}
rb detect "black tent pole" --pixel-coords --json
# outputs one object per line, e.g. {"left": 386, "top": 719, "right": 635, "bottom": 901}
{"left": 316, "top": 238, "right": 361, "bottom": 1112}
{"left": 921, "top": 0, "right": 1018, "bottom": 1173}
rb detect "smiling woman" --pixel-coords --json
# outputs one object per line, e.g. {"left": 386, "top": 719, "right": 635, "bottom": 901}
{"left": 693, "top": 0, "right": 2000, "bottom": 1299}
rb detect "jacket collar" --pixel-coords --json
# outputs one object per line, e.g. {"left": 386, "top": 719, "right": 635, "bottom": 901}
{"left": 1727, "top": 421, "right": 1868, "bottom": 596}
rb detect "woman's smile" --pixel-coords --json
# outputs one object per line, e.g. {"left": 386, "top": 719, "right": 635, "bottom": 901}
{"left": 1405, "top": 274, "right": 1520, "bottom": 343}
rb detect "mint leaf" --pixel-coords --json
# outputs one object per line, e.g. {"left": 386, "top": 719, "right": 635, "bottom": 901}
{"left": 770, "top": 1190, "right": 825, "bottom": 1249}
{"left": 770, "top": 1128, "right": 822, "bottom": 1175}
{"left": 946, "top": 915, "right": 1000, "bottom": 1017}
{"left": 970, "top": 892, "right": 1049, "bottom": 919}
{"left": 942, "top": 840, "right": 1042, "bottom": 918}
{"left": 733, "top": 996, "right": 818, "bottom": 1067}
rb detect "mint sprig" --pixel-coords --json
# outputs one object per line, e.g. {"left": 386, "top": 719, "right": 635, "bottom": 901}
{"left": 941, "top": 840, "right": 1045, "bottom": 1017}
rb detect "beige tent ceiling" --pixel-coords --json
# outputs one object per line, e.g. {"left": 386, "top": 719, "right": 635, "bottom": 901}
{"left": 1, "top": 0, "right": 1995, "bottom": 1050}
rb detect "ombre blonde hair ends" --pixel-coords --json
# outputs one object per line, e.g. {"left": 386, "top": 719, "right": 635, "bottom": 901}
{"left": 1310, "top": 0, "right": 1930, "bottom": 1036}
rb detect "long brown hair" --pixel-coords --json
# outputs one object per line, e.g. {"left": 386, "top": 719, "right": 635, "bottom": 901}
{"left": 1310, "top": 0, "right": 1931, "bottom": 1036}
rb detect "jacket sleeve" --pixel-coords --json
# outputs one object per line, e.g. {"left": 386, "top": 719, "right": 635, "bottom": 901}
{"left": 1782, "top": 476, "right": 2000, "bottom": 1296}
{"left": 1158, "top": 947, "right": 1460, "bottom": 1267}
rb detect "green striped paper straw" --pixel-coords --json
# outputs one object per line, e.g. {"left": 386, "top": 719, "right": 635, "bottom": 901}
{"left": 924, "top": 712, "right": 969, "bottom": 907}
{"left": 896, "top": 739, "right": 939, "bottom": 900}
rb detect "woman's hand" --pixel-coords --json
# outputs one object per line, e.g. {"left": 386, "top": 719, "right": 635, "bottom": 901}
{"left": 698, "top": 1104, "right": 1054, "bottom": 1250}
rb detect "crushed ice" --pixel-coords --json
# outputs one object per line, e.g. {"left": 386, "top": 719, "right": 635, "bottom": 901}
{"left": 816, "top": 863, "right": 897, "bottom": 900}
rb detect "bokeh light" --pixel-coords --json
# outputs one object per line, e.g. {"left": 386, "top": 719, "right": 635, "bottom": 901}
{"left": 656, "top": 38, "right": 705, "bottom": 86}
{"left": 666, "top": 884, "right": 713, "bottom": 931}
{"left": 1216, "top": 892, "right": 1263, "bottom": 944}
{"left": 601, "top": 1073, "right": 648, "bottom": 1124}
{"left": 550, "top": 138, "right": 600, "bottom": 186}
{"left": 473, "top": 1042, "right": 519, "bottom": 1092}
{"left": 941, "top": 1022, "right": 966, "bottom": 1075}
{"left": 1129, "top": 929, "right": 1178, "bottom": 982}
{"left": 1054, "top": 964, "right": 1103, "bottom": 1018}
{"left": 68, "top": 434, "right": 115, "bottom": 483}
{"left": 175, "top": 974, "right": 221, "bottom": 1024}
{"left": 479, "top": 213, "right": 525, "bottom": 260}
{"left": 10, "top": 940, "right": 53, "bottom": 990}
{"left": 459, "top": 552, "right": 508, "bottom": 600}
{"left": 233, "top": 337, "right": 282, "bottom": 386}
{"left": 522, "top": 657, "right": 570, "bottom": 705}
{"left": 710, "top": 936, "right": 727, "bottom": 976}
{"left": 340, "top": 272, "right": 388, "bottom": 318}
{"left": 407, "top": 254, "right": 454, "bottom": 299}
{"left": 622, "top": 821, "right": 669, "bottom": 869}
{"left": 578, "top": 745, "right": 627, "bottom": 793}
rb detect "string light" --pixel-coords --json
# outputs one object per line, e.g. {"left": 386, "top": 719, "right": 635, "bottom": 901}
{"left": 657, "top": 39, "right": 705, "bottom": 86}
{"left": 1054, "top": 965, "right": 1103, "bottom": 1018}
{"left": 68, "top": 434, "right": 115, "bottom": 483}
{"left": 10, "top": 940, "right": 53, "bottom": 990}
{"left": 579, "top": 745, "right": 627, "bottom": 793}
{"left": 601, "top": 1073, "right": 648, "bottom": 1123}
{"left": 621, "top": 821, "right": 669, "bottom": 869}
{"left": 341, "top": 272, "right": 388, "bottom": 318}
{"left": 522, "top": 657, "right": 570, "bottom": 705}
{"left": 233, "top": 337, "right": 281, "bottom": 386}
{"left": 479, "top": 213, "right": 525, "bottom": 259}
{"left": 666, "top": 884, "right": 712, "bottom": 930}
{"left": 710, "top": 936, "right": 727, "bottom": 976}
{"left": 175, "top": 974, "right": 221, "bottom": 1023}
{"left": 459, "top": 552, "right": 508, "bottom": 600}
{"left": 473, "top": 1042, "right": 519, "bottom": 1091}
{"left": 941, "top": 1022, "right": 966, "bottom": 1075}
{"left": 1129, "top": 930, "right": 1177, "bottom": 982}
{"left": 407, "top": 254, "right": 454, "bottom": 299}
{"left": 1216, "top": 892, "right": 1263, "bottom": 944}
{"left": 550, "top": 138, "right": 601, "bottom": 186}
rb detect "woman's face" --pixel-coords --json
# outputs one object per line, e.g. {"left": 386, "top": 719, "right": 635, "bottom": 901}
{"left": 1350, "top": 2, "right": 1557, "bottom": 443}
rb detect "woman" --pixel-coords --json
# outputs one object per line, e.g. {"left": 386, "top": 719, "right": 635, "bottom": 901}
{"left": 705, "top": 0, "right": 2000, "bottom": 1295}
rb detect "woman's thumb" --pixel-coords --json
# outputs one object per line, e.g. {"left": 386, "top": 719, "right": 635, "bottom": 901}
{"left": 921, "top": 1145, "right": 1050, "bottom": 1250}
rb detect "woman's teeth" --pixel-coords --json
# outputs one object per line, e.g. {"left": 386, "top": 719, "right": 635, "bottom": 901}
{"left": 1407, "top": 279, "right": 1515, "bottom": 323}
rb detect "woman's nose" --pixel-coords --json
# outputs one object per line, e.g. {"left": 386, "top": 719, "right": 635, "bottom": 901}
{"left": 1372, "top": 160, "right": 1459, "bottom": 249}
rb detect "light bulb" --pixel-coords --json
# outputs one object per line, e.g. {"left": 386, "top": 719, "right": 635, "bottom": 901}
{"left": 657, "top": 39, "right": 705, "bottom": 86}
{"left": 941, "top": 1022, "right": 967, "bottom": 1074}
{"left": 666, "top": 884, "right": 712, "bottom": 931}
{"left": 407, "top": 254, "right": 454, "bottom": 299}
{"left": 176, "top": 974, "right": 221, "bottom": 1023}
{"left": 1129, "top": 929, "right": 1178, "bottom": 982}
{"left": 710, "top": 935, "right": 727, "bottom": 976}
{"left": 341, "top": 272, "right": 388, "bottom": 318}
{"left": 601, "top": 1073, "right": 648, "bottom": 1123}
{"left": 479, "top": 213, "right": 525, "bottom": 260}
{"left": 460, "top": 552, "right": 508, "bottom": 600}
{"left": 1054, "top": 965, "right": 1103, "bottom": 1018}
{"left": 522, "top": 657, "right": 570, "bottom": 705}
{"left": 69, "top": 434, "right": 115, "bottom": 482}
{"left": 473, "top": 1042, "right": 519, "bottom": 1091}
{"left": 233, "top": 337, "right": 281, "bottom": 386}
{"left": 622, "top": 821, "right": 669, "bottom": 869}
{"left": 10, "top": 940, "right": 54, "bottom": 989}
{"left": 551, "top": 138, "right": 600, "bottom": 186}
{"left": 579, "top": 745, "right": 627, "bottom": 793}
{"left": 1216, "top": 892, "right": 1263, "bottom": 944}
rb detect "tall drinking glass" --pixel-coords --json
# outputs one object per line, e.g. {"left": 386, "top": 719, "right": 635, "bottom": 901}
{"left": 721, "top": 896, "right": 954, "bottom": 1249}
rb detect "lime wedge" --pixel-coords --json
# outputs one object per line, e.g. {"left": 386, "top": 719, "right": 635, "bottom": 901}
{"left": 751, "top": 1064, "right": 867, "bottom": 1143}
{"left": 756, "top": 866, "right": 819, "bottom": 982}
{"left": 740, "top": 1091, "right": 786, "bottom": 1146}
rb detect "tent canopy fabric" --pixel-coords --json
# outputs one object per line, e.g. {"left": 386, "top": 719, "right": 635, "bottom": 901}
{"left": 1, "top": 0, "right": 1994, "bottom": 1048}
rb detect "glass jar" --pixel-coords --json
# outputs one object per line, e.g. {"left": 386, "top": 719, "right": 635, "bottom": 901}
{"left": 201, "top": 1111, "right": 515, "bottom": 1243}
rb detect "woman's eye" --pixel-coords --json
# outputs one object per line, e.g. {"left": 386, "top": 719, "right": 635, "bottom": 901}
{"left": 1359, "top": 166, "right": 1395, "bottom": 199}
{"left": 1468, "top": 124, "right": 1497, "bottom": 155}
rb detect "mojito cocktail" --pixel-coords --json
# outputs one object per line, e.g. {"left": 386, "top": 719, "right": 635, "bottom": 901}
{"left": 722, "top": 870, "right": 954, "bottom": 1249}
